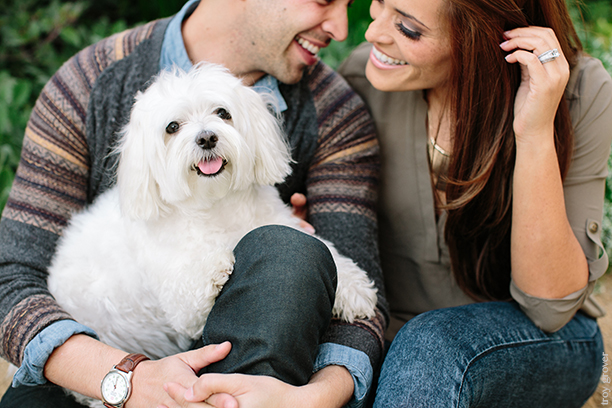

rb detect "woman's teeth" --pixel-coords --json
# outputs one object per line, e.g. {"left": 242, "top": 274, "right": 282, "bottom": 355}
{"left": 296, "top": 37, "right": 321, "bottom": 56}
{"left": 372, "top": 47, "right": 408, "bottom": 66}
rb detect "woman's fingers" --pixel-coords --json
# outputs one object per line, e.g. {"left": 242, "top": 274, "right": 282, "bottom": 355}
{"left": 501, "top": 26, "right": 569, "bottom": 71}
{"left": 163, "top": 381, "right": 238, "bottom": 408}
{"left": 186, "top": 373, "right": 242, "bottom": 402}
{"left": 500, "top": 26, "right": 570, "bottom": 141}
{"left": 502, "top": 26, "right": 559, "bottom": 45}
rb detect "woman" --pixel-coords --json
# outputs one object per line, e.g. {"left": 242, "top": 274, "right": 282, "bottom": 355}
{"left": 335, "top": 0, "right": 612, "bottom": 406}
{"left": 162, "top": 0, "right": 610, "bottom": 406}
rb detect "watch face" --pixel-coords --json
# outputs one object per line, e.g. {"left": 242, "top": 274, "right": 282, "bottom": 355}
{"left": 101, "top": 371, "right": 129, "bottom": 405}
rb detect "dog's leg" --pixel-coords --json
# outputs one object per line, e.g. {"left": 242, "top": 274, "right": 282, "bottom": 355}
{"left": 318, "top": 240, "right": 378, "bottom": 323}
{"left": 159, "top": 247, "right": 234, "bottom": 340}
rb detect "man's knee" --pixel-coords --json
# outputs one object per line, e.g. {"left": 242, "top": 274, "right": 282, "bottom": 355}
{"left": 234, "top": 225, "right": 337, "bottom": 296}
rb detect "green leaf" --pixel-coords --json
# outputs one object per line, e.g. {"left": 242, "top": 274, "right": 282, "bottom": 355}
{"left": 12, "top": 80, "right": 32, "bottom": 108}
{"left": 60, "top": 26, "right": 82, "bottom": 48}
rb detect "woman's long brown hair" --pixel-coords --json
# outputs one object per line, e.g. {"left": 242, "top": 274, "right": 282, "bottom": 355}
{"left": 441, "top": 0, "right": 582, "bottom": 301}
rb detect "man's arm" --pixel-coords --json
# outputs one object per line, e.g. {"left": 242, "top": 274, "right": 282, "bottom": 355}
{"left": 0, "top": 19, "right": 158, "bottom": 376}
{"left": 304, "top": 61, "right": 388, "bottom": 405}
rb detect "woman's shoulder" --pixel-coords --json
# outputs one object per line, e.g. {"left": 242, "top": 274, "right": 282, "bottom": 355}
{"left": 566, "top": 54, "right": 612, "bottom": 104}
{"left": 338, "top": 42, "right": 372, "bottom": 79}
{"left": 566, "top": 54, "right": 612, "bottom": 175}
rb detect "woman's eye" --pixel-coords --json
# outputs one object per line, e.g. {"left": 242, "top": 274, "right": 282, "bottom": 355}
{"left": 165, "top": 121, "right": 180, "bottom": 134}
{"left": 396, "top": 22, "right": 422, "bottom": 41}
{"left": 215, "top": 108, "right": 232, "bottom": 120}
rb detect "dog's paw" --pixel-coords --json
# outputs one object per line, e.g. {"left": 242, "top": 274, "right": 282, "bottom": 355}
{"left": 166, "top": 248, "right": 235, "bottom": 339}
{"left": 332, "top": 256, "right": 378, "bottom": 323}
{"left": 210, "top": 249, "right": 234, "bottom": 291}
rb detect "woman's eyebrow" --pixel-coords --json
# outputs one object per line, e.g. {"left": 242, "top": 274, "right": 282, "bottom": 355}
{"left": 394, "top": 7, "right": 431, "bottom": 30}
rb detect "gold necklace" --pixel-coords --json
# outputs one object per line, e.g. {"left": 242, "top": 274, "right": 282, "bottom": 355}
{"left": 428, "top": 137, "right": 450, "bottom": 191}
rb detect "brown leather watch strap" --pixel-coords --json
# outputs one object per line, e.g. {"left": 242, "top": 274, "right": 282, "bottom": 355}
{"left": 115, "top": 353, "right": 150, "bottom": 373}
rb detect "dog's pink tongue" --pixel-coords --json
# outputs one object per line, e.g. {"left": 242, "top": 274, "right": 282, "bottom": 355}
{"left": 198, "top": 158, "right": 223, "bottom": 175}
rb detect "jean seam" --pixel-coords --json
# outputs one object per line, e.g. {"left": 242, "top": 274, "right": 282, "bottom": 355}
{"left": 455, "top": 336, "right": 598, "bottom": 408}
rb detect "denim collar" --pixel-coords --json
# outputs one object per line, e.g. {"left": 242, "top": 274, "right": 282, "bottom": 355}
{"left": 159, "top": 0, "right": 288, "bottom": 113}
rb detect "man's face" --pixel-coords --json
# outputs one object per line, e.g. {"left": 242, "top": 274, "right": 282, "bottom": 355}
{"left": 239, "top": 0, "right": 352, "bottom": 84}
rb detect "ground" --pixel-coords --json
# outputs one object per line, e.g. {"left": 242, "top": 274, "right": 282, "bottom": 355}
{"left": 2, "top": 274, "right": 612, "bottom": 405}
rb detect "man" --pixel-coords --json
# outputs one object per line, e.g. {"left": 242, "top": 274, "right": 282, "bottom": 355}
{"left": 0, "top": 1, "right": 387, "bottom": 407}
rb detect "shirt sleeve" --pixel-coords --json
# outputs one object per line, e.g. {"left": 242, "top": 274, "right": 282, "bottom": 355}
{"left": 510, "top": 56, "right": 612, "bottom": 332}
{"left": 313, "top": 343, "right": 373, "bottom": 408}
{"left": 12, "top": 320, "right": 98, "bottom": 387}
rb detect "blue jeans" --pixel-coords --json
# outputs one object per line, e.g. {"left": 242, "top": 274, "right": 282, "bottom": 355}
{"left": 1, "top": 225, "right": 336, "bottom": 407}
{"left": 374, "top": 302, "right": 603, "bottom": 408}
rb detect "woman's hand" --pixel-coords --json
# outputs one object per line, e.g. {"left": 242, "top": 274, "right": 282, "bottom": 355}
{"left": 163, "top": 373, "right": 294, "bottom": 408}
{"left": 290, "top": 193, "right": 315, "bottom": 235}
{"left": 501, "top": 26, "right": 570, "bottom": 145}
{"left": 162, "top": 365, "right": 354, "bottom": 408}
{"left": 500, "top": 26, "right": 588, "bottom": 300}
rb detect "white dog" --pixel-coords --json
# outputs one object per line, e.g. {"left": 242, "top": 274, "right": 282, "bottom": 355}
{"left": 47, "top": 63, "right": 377, "bottom": 406}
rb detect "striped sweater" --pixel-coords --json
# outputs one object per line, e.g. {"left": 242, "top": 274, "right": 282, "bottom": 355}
{"left": 0, "top": 18, "right": 388, "bottom": 371}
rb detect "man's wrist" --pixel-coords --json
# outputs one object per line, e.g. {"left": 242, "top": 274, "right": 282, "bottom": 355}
{"left": 312, "top": 343, "right": 373, "bottom": 407}
{"left": 304, "top": 365, "right": 354, "bottom": 408}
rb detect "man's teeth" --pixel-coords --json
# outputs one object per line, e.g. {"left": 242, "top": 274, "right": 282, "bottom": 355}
{"left": 296, "top": 37, "right": 320, "bottom": 55}
{"left": 373, "top": 47, "right": 408, "bottom": 66}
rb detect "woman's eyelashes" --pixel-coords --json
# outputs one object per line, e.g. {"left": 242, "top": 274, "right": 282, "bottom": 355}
{"left": 396, "top": 22, "right": 422, "bottom": 40}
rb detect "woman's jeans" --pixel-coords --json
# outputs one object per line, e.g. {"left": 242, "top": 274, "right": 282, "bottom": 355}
{"left": 0, "top": 225, "right": 336, "bottom": 407}
{"left": 373, "top": 301, "right": 603, "bottom": 408}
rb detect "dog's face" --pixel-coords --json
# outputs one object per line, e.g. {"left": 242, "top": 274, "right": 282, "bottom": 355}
{"left": 116, "top": 64, "right": 293, "bottom": 219}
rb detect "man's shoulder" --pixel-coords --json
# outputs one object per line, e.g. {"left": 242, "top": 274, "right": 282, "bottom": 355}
{"left": 71, "top": 19, "right": 166, "bottom": 77}
{"left": 305, "top": 60, "right": 356, "bottom": 96}
{"left": 301, "top": 59, "right": 371, "bottom": 118}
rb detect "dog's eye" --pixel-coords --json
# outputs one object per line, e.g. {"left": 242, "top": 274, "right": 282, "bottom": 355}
{"left": 165, "top": 121, "right": 180, "bottom": 134}
{"left": 215, "top": 108, "right": 232, "bottom": 121}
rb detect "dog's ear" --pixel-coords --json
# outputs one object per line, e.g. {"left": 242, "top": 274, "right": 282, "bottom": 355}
{"left": 239, "top": 89, "right": 293, "bottom": 186}
{"left": 116, "top": 95, "right": 169, "bottom": 220}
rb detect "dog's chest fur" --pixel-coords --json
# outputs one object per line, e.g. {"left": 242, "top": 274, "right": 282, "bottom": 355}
{"left": 47, "top": 184, "right": 297, "bottom": 359}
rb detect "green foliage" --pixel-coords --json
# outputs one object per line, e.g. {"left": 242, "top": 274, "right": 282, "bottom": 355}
{"left": 320, "top": 1, "right": 372, "bottom": 69}
{"left": 0, "top": 0, "right": 612, "bottom": 244}
{"left": 0, "top": 0, "right": 132, "bottom": 209}
{"left": 570, "top": 0, "right": 612, "bottom": 74}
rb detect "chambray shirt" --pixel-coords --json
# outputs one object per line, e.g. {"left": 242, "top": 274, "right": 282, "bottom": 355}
{"left": 14, "top": 1, "right": 372, "bottom": 406}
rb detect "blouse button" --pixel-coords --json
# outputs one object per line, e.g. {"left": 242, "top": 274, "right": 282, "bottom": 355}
{"left": 588, "top": 221, "right": 599, "bottom": 234}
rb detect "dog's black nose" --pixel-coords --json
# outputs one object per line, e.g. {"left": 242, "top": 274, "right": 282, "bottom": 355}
{"left": 196, "top": 131, "right": 218, "bottom": 150}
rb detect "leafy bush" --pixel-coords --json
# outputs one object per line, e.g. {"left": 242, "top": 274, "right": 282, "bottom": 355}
{"left": 0, "top": 0, "right": 133, "bottom": 208}
{"left": 1, "top": 0, "right": 612, "bottom": 247}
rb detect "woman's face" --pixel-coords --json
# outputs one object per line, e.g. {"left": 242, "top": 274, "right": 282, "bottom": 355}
{"left": 365, "top": 0, "right": 452, "bottom": 93}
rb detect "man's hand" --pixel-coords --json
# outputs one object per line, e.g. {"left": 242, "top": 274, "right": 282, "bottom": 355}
{"left": 163, "top": 365, "right": 354, "bottom": 408}
{"left": 43, "top": 334, "right": 234, "bottom": 408}
{"left": 129, "top": 342, "right": 234, "bottom": 408}
{"left": 290, "top": 193, "right": 315, "bottom": 234}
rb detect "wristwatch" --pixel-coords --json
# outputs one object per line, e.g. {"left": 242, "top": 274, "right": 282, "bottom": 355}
{"left": 100, "top": 353, "right": 150, "bottom": 408}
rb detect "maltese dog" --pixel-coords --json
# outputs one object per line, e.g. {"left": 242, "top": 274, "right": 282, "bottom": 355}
{"left": 46, "top": 63, "right": 378, "bottom": 405}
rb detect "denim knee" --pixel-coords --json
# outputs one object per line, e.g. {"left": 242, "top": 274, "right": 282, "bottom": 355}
{"left": 200, "top": 225, "right": 338, "bottom": 385}
{"left": 234, "top": 224, "right": 337, "bottom": 299}
{"left": 374, "top": 302, "right": 603, "bottom": 408}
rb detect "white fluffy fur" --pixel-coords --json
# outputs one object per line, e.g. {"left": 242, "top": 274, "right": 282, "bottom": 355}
{"left": 47, "top": 64, "right": 377, "bottom": 406}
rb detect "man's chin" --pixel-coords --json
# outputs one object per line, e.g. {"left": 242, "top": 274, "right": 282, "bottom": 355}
{"left": 273, "top": 69, "right": 307, "bottom": 85}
